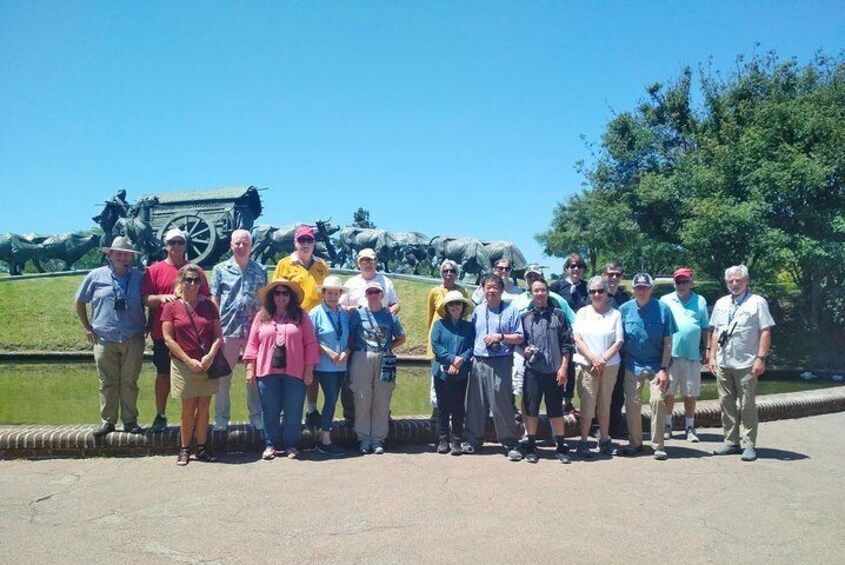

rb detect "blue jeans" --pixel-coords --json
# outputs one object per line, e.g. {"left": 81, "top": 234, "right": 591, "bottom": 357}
{"left": 317, "top": 370, "right": 345, "bottom": 431}
{"left": 257, "top": 374, "right": 306, "bottom": 450}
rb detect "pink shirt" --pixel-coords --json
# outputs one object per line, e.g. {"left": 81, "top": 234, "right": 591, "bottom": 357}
{"left": 242, "top": 312, "right": 320, "bottom": 380}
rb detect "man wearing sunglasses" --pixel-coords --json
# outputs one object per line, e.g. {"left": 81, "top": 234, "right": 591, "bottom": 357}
{"left": 471, "top": 259, "right": 522, "bottom": 305}
{"left": 604, "top": 261, "right": 630, "bottom": 439}
{"left": 142, "top": 228, "right": 210, "bottom": 433}
{"left": 660, "top": 268, "right": 711, "bottom": 443}
{"left": 273, "top": 225, "right": 330, "bottom": 427}
{"left": 550, "top": 253, "right": 590, "bottom": 415}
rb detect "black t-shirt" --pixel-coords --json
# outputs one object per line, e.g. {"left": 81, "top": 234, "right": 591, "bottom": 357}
{"left": 550, "top": 279, "right": 589, "bottom": 312}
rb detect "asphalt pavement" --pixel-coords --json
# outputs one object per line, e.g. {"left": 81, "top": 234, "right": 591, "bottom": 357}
{"left": 2, "top": 412, "right": 844, "bottom": 564}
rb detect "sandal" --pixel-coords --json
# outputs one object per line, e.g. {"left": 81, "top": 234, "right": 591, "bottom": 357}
{"left": 195, "top": 445, "right": 218, "bottom": 462}
{"left": 176, "top": 447, "right": 190, "bottom": 466}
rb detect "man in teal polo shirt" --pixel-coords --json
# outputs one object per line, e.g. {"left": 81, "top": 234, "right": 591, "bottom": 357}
{"left": 618, "top": 273, "right": 677, "bottom": 460}
{"left": 660, "top": 268, "right": 711, "bottom": 443}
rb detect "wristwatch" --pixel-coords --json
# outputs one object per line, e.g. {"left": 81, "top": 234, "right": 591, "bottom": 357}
{"left": 755, "top": 355, "right": 768, "bottom": 360}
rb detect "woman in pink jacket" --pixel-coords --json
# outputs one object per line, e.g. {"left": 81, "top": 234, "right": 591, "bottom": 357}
{"left": 243, "top": 278, "right": 320, "bottom": 460}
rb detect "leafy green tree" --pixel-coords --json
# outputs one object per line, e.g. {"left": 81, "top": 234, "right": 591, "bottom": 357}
{"left": 541, "top": 51, "right": 845, "bottom": 327}
{"left": 352, "top": 208, "right": 376, "bottom": 229}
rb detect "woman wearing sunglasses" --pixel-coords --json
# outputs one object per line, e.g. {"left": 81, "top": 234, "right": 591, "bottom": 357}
{"left": 161, "top": 263, "right": 224, "bottom": 466}
{"left": 243, "top": 278, "right": 320, "bottom": 460}
{"left": 572, "top": 276, "right": 624, "bottom": 457}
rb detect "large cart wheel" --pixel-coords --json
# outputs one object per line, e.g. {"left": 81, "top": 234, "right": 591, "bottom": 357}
{"left": 158, "top": 213, "right": 218, "bottom": 265}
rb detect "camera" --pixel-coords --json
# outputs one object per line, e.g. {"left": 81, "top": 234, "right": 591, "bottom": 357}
{"left": 271, "top": 343, "right": 287, "bottom": 369}
{"left": 114, "top": 296, "right": 127, "bottom": 312}
{"left": 379, "top": 352, "right": 397, "bottom": 382}
{"left": 487, "top": 342, "right": 502, "bottom": 353}
{"left": 717, "top": 330, "right": 731, "bottom": 347}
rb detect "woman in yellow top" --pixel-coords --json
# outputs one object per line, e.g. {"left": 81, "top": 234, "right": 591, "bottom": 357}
{"left": 425, "top": 260, "right": 468, "bottom": 410}
{"left": 272, "top": 225, "right": 329, "bottom": 425}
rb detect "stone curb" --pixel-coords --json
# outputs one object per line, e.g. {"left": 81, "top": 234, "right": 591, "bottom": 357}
{"left": 2, "top": 387, "right": 843, "bottom": 459}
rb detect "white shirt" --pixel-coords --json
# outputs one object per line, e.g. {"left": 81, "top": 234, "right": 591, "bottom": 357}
{"left": 572, "top": 305, "right": 624, "bottom": 367}
{"left": 340, "top": 273, "right": 399, "bottom": 310}
{"left": 710, "top": 293, "right": 775, "bottom": 369}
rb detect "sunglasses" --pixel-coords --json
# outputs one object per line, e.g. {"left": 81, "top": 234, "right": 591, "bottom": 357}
{"left": 567, "top": 264, "right": 584, "bottom": 269}
{"left": 675, "top": 279, "right": 692, "bottom": 285}
{"left": 365, "top": 290, "right": 382, "bottom": 295}
{"left": 606, "top": 272, "right": 623, "bottom": 278}
{"left": 273, "top": 289, "right": 290, "bottom": 297}
{"left": 588, "top": 288, "right": 607, "bottom": 295}
{"left": 494, "top": 266, "right": 512, "bottom": 272}
{"left": 297, "top": 237, "right": 314, "bottom": 244}
{"left": 167, "top": 240, "right": 186, "bottom": 246}
{"left": 183, "top": 277, "right": 201, "bottom": 285}
{"left": 442, "top": 269, "right": 456, "bottom": 274}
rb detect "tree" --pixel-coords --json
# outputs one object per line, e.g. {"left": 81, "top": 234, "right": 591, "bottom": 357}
{"left": 540, "top": 51, "right": 845, "bottom": 327}
{"left": 352, "top": 208, "right": 375, "bottom": 229}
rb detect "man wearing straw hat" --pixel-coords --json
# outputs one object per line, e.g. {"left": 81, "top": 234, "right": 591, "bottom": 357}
{"left": 75, "top": 236, "right": 147, "bottom": 437}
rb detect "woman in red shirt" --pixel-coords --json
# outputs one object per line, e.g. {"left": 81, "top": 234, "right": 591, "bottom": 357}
{"left": 243, "top": 278, "right": 320, "bottom": 460}
{"left": 162, "top": 264, "right": 224, "bottom": 466}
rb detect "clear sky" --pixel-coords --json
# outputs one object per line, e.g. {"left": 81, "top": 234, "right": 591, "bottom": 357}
{"left": 1, "top": 1, "right": 842, "bottom": 273}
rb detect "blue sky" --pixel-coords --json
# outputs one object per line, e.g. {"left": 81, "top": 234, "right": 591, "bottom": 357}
{"left": 1, "top": 1, "right": 842, "bottom": 272}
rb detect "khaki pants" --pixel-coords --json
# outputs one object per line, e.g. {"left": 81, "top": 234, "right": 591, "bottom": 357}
{"left": 624, "top": 369, "right": 669, "bottom": 449}
{"left": 716, "top": 366, "right": 758, "bottom": 448}
{"left": 349, "top": 351, "right": 395, "bottom": 443}
{"left": 93, "top": 335, "right": 145, "bottom": 425}
{"left": 576, "top": 364, "right": 618, "bottom": 420}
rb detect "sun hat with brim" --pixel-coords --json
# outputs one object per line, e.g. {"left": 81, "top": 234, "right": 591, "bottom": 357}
{"left": 317, "top": 275, "right": 346, "bottom": 293}
{"left": 259, "top": 278, "right": 304, "bottom": 304}
{"left": 100, "top": 236, "right": 141, "bottom": 255}
{"left": 164, "top": 228, "right": 186, "bottom": 243}
{"left": 436, "top": 290, "right": 475, "bottom": 319}
{"left": 357, "top": 248, "right": 377, "bottom": 262}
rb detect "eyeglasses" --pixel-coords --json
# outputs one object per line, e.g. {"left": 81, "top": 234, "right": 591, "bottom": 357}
{"left": 297, "top": 237, "right": 314, "bottom": 244}
{"left": 183, "top": 277, "right": 201, "bottom": 285}
{"left": 273, "top": 289, "right": 290, "bottom": 297}
{"left": 167, "top": 240, "right": 186, "bottom": 246}
{"left": 494, "top": 266, "right": 512, "bottom": 272}
{"left": 567, "top": 264, "right": 584, "bottom": 270}
{"left": 442, "top": 269, "right": 456, "bottom": 274}
{"left": 588, "top": 288, "right": 607, "bottom": 295}
{"left": 365, "top": 289, "right": 382, "bottom": 295}
{"left": 606, "top": 272, "right": 623, "bottom": 278}
{"left": 359, "top": 258, "right": 375, "bottom": 263}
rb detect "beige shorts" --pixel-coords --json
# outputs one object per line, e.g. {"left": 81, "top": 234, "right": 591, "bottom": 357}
{"left": 668, "top": 358, "right": 701, "bottom": 397}
{"left": 170, "top": 359, "right": 219, "bottom": 399}
{"left": 575, "top": 364, "right": 618, "bottom": 420}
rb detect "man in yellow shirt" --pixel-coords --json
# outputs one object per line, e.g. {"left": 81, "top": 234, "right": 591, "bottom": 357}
{"left": 273, "top": 225, "right": 330, "bottom": 426}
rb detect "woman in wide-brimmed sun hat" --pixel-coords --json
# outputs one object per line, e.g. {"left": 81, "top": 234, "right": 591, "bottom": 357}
{"left": 430, "top": 290, "right": 475, "bottom": 455}
{"left": 243, "top": 278, "right": 320, "bottom": 460}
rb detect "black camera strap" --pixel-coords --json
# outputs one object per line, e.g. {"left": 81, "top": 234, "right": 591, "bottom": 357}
{"left": 179, "top": 299, "right": 210, "bottom": 355}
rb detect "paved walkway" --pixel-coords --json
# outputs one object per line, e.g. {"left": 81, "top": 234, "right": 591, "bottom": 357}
{"left": 2, "top": 413, "right": 844, "bottom": 564}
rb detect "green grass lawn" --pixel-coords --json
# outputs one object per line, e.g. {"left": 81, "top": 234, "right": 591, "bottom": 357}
{"left": 0, "top": 361, "right": 841, "bottom": 425}
{"left": 0, "top": 362, "right": 432, "bottom": 425}
{"left": 0, "top": 274, "right": 457, "bottom": 354}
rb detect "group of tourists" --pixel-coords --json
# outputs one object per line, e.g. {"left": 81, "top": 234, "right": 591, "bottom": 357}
{"left": 75, "top": 229, "right": 774, "bottom": 466}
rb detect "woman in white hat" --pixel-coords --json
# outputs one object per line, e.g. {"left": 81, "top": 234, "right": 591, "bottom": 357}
{"left": 75, "top": 236, "right": 146, "bottom": 438}
{"left": 348, "top": 280, "right": 406, "bottom": 454}
{"left": 243, "top": 278, "right": 320, "bottom": 460}
{"left": 309, "top": 275, "right": 352, "bottom": 456}
{"left": 430, "top": 290, "right": 475, "bottom": 455}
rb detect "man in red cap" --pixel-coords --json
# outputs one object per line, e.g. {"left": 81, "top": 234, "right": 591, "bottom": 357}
{"left": 660, "top": 268, "right": 711, "bottom": 442}
{"left": 273, "top": 224, "right": 330, "bottom": 426}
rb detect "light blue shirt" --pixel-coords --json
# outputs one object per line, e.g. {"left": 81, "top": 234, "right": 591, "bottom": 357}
{"left": 75, "top": 266, "right": 146, "bottom": 343}
{"left": 472, "top": 301, "right": 524, "bottom": 358}
{"left": 210, "top": 257, "right": 267, "bottom": 338}
{"left": 310, "top": 303, "right": 351, "bottom": 372}
{"left": 619, "top": 298, "right": 677, "bottom": 374}
{"left": 661, "top": 291, "right": 710, "bottom": 361}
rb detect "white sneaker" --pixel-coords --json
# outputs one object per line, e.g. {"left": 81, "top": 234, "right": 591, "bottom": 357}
{"left": 373, "top": 443, "right": 385, "bottom": 455}
{"left": 686, "top": 426, "right": 700, "bottom": 443}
